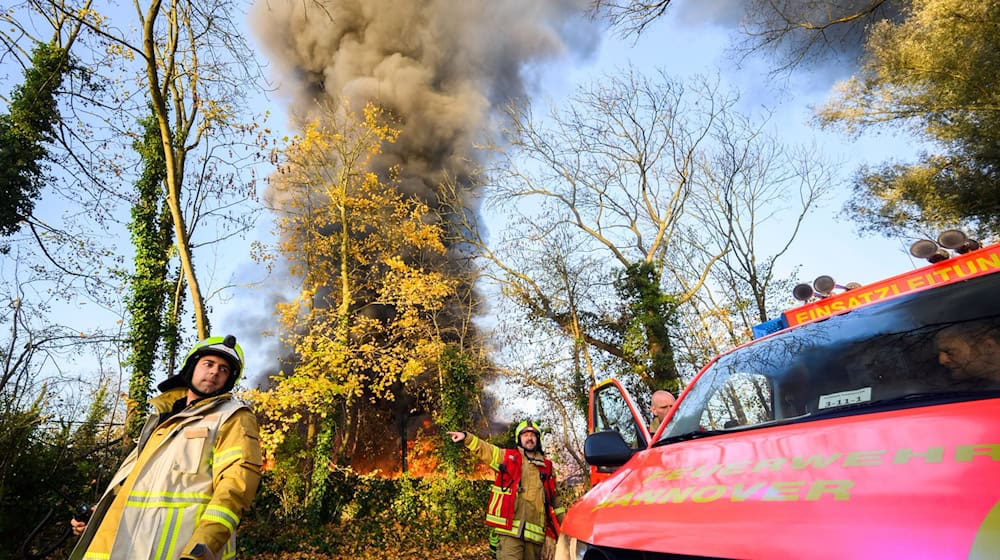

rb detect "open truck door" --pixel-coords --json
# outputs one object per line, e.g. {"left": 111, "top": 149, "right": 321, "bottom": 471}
{"left": 586, "top": 378, "right": 650, "bottom": 486}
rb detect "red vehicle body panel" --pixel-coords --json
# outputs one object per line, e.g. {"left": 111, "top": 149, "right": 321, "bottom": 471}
{"left": 564, "top": 400, "right": 1000, "bottom": 559}
{"left": 563, "top": 241, "right": 1000, "bottom": 560}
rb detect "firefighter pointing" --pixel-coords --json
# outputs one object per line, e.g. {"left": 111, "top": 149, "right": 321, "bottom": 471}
{"left": 70, "top": 335, "right": 264, "bottom": 560}
{"left": 448, "top": 421, "right": 565, "bottom": 560}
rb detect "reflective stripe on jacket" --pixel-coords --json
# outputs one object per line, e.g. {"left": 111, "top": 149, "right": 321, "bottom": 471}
{"left": 70, "top": 388, "right": 263, "bottom": 560}
{"left": 464, "top": 433, "right": 561, "bottom": 543}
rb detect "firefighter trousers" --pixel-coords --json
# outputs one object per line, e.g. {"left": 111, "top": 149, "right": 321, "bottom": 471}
{"left": 496, "top": 534, "right": 541, "bottom": 560}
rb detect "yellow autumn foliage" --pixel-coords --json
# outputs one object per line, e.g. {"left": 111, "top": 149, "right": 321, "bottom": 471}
{"left": 252, "top": 99, "right": 456, "bottom": 460}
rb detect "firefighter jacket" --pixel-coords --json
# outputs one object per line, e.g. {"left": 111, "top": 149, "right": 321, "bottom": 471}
{"left": 70, "top": 387, "right": 263, "bottom": 560}
{"left": 650, "top": 415, "right": 663, "bottom": 433}
{"left": 463, "top": 433, "right": 565, "bottom": 543}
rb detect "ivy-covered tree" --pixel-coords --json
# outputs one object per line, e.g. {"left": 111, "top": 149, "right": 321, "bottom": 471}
{"left": 0, "top": 41, "right": 70, "bottom": 236}
{"left": 436, "top": 345, "right": 482, "bottom": 474}
{"left": 615, "top": 261, "right": 680, "bottom": 393}
{"left": 34, "top": 0, "right": 270, "bottom": 340}
{"left": 124, "top": 112, "right": 175, "bottom": 440}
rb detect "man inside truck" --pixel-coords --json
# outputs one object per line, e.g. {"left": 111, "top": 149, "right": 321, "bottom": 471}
{"left": 649, "top": 390, "right": 675, "bottom": 432}
{"left": 935, "top": 318, "right": 1000, "bottom": 384}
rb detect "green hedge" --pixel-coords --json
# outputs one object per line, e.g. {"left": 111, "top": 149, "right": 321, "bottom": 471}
{"left": 240, "top": 470, "right": 492, "bottom": 557}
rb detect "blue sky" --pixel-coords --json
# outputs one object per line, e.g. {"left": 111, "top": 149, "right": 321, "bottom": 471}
{"left": 0, "top": 2, "right": 941, "bottom": 396}
{"left": 224, "top": 4, "right": 937, "bottom": 389}
{"left": 580, "top": 9, "right": 928, "bottom": 288}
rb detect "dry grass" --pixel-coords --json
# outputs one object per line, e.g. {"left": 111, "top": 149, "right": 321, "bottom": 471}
{"left": 245, "top": 541, "right": 492, "bottom": 559}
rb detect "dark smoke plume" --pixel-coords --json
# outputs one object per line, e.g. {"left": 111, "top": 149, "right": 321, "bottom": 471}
{"left": 250, "top": 0, "right": 599, "bottom": 352}
{"left": 252, "top": 0, "right": 597, "bottom": 203}
{"left": 250, "top": 0, "right": 597, "bottom": 470}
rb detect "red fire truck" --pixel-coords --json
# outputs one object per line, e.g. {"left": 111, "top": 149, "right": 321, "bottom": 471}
{"left": 557, "top": 235, "right": 1000, "bottom": 560}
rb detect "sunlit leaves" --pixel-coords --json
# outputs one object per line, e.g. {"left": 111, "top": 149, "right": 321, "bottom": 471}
{"left": 254, "top": 100, "right": 455, "bottom": 456}
{"left": 820, "top": 0, "right": 1000, "bottom": 235}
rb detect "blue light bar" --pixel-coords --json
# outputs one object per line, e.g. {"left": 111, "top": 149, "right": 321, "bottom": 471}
{"left": 751, "top": 316, "right": 788, "bottom": 339}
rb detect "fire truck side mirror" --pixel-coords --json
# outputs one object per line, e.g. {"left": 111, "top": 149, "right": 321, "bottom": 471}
{"left": 584, "top": 430, "right": 635, "bottom": 468}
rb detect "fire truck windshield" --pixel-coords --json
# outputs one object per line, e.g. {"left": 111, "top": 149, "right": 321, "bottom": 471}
{"left": 660, "top": 270, "right": 1000, "bottom": 442}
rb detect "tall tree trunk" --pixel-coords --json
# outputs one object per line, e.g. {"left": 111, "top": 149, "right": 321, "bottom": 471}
{"left": 142, "top": 0, "right": 210, "bottom": 339}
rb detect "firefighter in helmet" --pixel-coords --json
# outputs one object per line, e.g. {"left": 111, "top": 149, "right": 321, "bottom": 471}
{"left": 70, "top": 335, "right": 263, "bottom": 560}
{"left": 448, "top": 420, "right": 565, "bottom": 560}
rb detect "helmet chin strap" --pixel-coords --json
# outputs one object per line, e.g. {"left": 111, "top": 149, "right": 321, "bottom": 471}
{"left": 187, "top": 384, "right": 224, "bottom": 399}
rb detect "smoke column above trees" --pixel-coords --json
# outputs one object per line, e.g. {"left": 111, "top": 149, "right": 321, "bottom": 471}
{"left": 247, "top": 1, "right": 599, "bottom": 459}
{"left": 251, "top": 0, "right": 598, "bottom": 206}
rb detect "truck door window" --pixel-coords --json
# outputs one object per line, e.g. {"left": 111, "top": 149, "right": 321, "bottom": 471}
{"left": 593, "top": 384, "right": 646, "bottom": 450}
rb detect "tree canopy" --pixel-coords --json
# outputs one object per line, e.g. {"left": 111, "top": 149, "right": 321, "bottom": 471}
{"left": 819, "top": 0, "right": 1000, "bottom": 237}
{"left": 0, "top": 42, "right": 70, "bottom": 236}
{"left": 251, "top": 101, "right": 462, "bottom": 515}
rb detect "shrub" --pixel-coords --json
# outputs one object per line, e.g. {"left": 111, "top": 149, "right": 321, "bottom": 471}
{"left": 241, "top": 470, "right": 492, "bottom": 558}
{"left": 0, "top": 384, "right": 123, "bottom": 560}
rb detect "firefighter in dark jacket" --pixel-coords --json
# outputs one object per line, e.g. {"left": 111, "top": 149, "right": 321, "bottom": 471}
{"left": 448, "top": 420, "right": 565, "bottom": 560}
